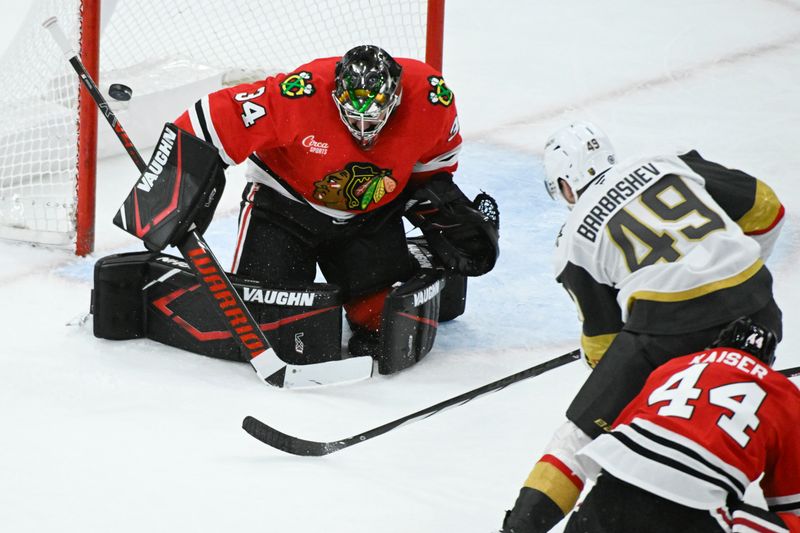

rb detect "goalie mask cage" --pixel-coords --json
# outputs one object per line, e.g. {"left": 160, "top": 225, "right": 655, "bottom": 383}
{"left": 0, "top": 0, "right": 445, "bottom": 255}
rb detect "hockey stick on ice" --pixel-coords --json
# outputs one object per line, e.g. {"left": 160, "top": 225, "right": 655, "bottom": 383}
{"left": 780, "top": 366, "right": 800, "bottom": 379}
{"left": 43, "top": 17, "right": 373, "bottom": 389}
{"left": 242, "top": 349, "right": 581, "bottom": 455}
{"left": 242, "top": 354, "right": 799, "bottom": 453}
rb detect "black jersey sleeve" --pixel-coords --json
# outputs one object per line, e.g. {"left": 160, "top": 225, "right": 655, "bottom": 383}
{"left": 678, "top": 150, "right": 784, "bottom": 236}
{"left": 557, "top": 262, "right": 624, "bottom": 367}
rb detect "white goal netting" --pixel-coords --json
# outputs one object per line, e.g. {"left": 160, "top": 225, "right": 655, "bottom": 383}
{"left": 0, "top": 0, "right": 435, "bottom": 251}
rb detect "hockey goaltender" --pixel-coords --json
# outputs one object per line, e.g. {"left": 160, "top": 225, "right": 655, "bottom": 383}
{"left": 91, "top": 45, "right": 500, "bottom": 376}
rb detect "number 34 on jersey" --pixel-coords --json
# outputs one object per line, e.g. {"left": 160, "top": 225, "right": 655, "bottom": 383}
{"left": 235, "top": 87, "right": 267, "bottom": 128}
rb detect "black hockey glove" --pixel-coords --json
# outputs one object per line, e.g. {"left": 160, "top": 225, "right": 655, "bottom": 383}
{"left": 113, "top": 123, "right": 226, "bottom": 251}
{"left": 405, "top": 174, "right": 499, "bottom": 277}
{"left": 501, "top": 487, "right": 565, "bottom": 533}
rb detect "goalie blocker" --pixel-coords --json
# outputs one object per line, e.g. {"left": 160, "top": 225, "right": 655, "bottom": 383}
{"left": 91, "top": 237, "right": 467, "bottom": 374}
{"left": 113, "top": 123, "right": 225, "bottom": 252}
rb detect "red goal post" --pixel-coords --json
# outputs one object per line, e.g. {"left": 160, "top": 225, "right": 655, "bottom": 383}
{"left": 0, "top": 0, "right": 445, "bottom": 256}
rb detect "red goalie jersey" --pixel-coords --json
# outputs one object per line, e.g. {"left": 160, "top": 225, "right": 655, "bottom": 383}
{"left": 580, "top": 349, "right": 800, "bottom": 531}
{"left": 173, "top": 56, "right": 461, "bottom": 217}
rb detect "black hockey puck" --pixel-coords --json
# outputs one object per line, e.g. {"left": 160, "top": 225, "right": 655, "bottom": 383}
{"left": 108, "top": 83, "right": 132, "bottom": 101}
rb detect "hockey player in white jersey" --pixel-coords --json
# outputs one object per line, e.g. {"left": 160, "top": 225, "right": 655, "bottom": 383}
{"left": 500, "top": 122, "right": 785, "bottom": 533}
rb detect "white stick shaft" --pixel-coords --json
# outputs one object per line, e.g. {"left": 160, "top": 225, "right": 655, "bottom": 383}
{"left": 42, "top": 16, "right": 76, "bottom": 59}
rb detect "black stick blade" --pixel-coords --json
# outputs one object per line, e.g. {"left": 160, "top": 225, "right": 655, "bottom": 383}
{"left": 242, "top": 416, "right": 348, "bottom": 456}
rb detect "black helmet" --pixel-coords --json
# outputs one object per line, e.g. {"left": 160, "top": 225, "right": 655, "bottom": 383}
{"left": 332, "top": 45, "right": 402, "bottom": 148}
{"left": 710, "top": 317, "right": 777, "bottom": 366}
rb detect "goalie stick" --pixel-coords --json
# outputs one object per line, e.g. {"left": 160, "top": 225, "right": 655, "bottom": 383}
{"left": 242, "top": 357, "right": 800, "bottom": 455}
{"left": 44, "top": 17, "right": 373, "bottom": 389}
{"left": 242, "top": 348, "right": 582, "bottom": 455}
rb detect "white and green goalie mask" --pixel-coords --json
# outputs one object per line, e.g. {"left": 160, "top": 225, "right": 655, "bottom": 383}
{"left": 332, "top": 45, "right": 403, "bottom": 149}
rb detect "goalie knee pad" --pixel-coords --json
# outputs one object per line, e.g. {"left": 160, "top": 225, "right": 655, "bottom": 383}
{"left": 92, "top": 252, "right": 343, "bottom": 364}
{"left": 348, "top": 237, "right": 468, "bottom": 372}
{"left": 407, "top": 236, "right": 467, "bottom": 322}
{"left": 374, "top": 267, "right": 446, "bottom": 374}
{"left": 91, "top": 252, "right": 152, "bottom": 340}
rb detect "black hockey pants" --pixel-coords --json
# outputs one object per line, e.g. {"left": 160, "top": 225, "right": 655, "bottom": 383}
{"left": 566, "top": 297, "right": 782, "bottom": 439}
{"left": 234, "top": 183, "right": 415, "bottom": 301}
{"left": 563, "top": 472, "right": 726, "bottom": 533}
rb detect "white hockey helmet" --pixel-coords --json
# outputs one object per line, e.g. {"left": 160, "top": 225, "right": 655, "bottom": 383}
{"left": 543, "top": 121, "right": 616, "bottom": 205}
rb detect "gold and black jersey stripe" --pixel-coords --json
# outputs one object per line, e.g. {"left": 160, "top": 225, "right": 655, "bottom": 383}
{"left": 679, "top": 150, "right": 784, "bottom": 236}
{"left": 624, "top": 261, "right": 774, "bottom": 334}
{"left": 557, "top": 262, "right": 623, "bottom": 366}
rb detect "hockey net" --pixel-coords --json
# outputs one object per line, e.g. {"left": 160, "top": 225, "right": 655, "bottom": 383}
{"left": 0, "top": 0, "right": 444, "bottom": 254}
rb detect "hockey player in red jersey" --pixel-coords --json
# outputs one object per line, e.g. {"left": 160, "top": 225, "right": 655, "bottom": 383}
{"left": 500, "top": 122, "right": 784, "bottom": 532}
{"left": 566, "top": 318, "right": 800, "bottom": 532}
{"left": 170, "top": 45, "right": 498, "bottom": 358}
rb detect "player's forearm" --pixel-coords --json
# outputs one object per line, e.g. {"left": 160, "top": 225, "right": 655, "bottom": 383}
{"left": 556, "top": 262, "right": 623, "bottom": 367}
{"left": 502, "top": 486, "right": 567, "bottom": 533}
{"left": 502, "top": 422, "right": 593, "bottom": 532}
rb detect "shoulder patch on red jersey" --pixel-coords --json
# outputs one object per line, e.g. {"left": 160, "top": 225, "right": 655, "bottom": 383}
{"left": 280, "top": 71, "right": 316, "bottom": 98}
{"left": 427, "top": 75, "right": 454, "bottom": 106}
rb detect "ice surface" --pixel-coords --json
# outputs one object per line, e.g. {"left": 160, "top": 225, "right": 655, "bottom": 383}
{"left": 1, "top": 2, "right": 799, "bottom": 532}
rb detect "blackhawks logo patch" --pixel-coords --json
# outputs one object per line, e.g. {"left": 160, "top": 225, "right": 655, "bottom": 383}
{"left": 427, "top": 76, "right": 453, "bottom": 106}
{"left": 280, "top": 71, "right": 315, "bottom": 98}
{"left": 313, "top": 162, "right": 397, "bottom": 211}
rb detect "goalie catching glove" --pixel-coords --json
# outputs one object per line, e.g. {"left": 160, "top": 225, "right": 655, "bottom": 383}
{"left": 406, "top": 174, "right": 499, "bottom": 276}
{"left": 113, "top": 123, "right": 225, "bottom": 251}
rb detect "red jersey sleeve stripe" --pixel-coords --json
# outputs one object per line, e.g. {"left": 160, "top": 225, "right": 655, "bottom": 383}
{"left": 186, "top": 102, "right": 205, "bottom": 143}
{"left": 540, "top": 454, "right": 585, "bottom": 491}
{"left": 190, "top": 95, "right": 236, "bottom": 166}
{"left": 173, "top": 110, "right": 196, "bottom": 136}
{"left": 732, "top": 515, "right": 789, "bottom": 532}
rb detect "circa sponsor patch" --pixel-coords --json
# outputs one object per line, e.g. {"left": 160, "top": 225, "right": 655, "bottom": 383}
{"left": 302, "top": 134, "right": 329, "bottom": 155}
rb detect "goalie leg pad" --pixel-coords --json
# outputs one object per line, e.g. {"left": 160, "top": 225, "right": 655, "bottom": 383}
{"left": 407, "top": 236, "right": 467, "bottom": 321}
{"left": 375, "top": 267, "right": 446, "bottom": 375}
{"left": 92, "top": 252, "right": 154, "bottom": 340}
{"left": 92, "top": 252, "right": 343, "bottom": 364}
